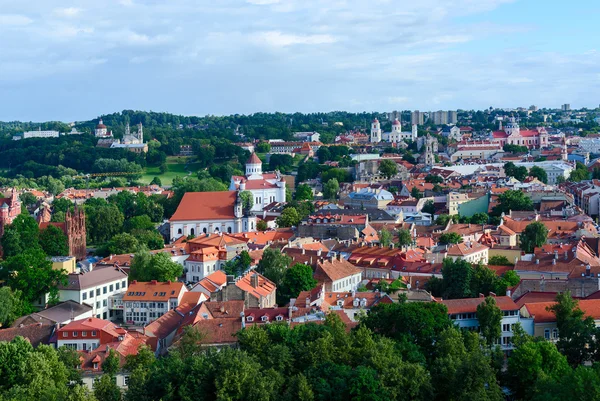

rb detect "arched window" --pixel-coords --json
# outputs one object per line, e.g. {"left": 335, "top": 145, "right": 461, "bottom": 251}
{"left": 177, "top": 228, "right": 182, "bottom": 234}
{"left": 203, "top": 228, "right": 207, "bottom": 234}
{"left": 215, "top": 227, "right": 220, "bottom": 232}
{"left": 228, "top": 227, "right": 232, "bottom": 234}
{"left": 190, "top": 228, "right": 195, "bottom": 236}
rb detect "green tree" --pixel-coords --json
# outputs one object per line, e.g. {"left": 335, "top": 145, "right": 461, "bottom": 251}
{"left": 424, "top": 174, "right": 443, "bottom": 184}
{"left": 277, "top": 207, "right": 301, "bottom": 227}
{"left": 222, "top": 251, "right": 252, "bottom": 277}
{"left": 411, "top": 186, "right": 422, "bottom": 199}
{"left": 520, "top": 221, "right": 548, "bottom": 253}
{"left": 476, "top": 296, "right": 502, "bottom": 347}
{"left": 94, "top": 374, "right": 122, "bottom": 401}
{"left": 438, "top": 232, "right": 463, "bottom": 244}
{"left": 323, "top": 178, "right": 340, "bottom": 200}
{"left": 529, "top": 166, "right": 548, "bottom": 183}
{"left": 123, "top": 215, "right": 154, "bottom": 232}
{"left": 379, "top": 159, "right": 398, "bottom": 179}
{"left": 492, "top": 189, "right": 534, "bottom": 216}
{"left": 397, "top": 229, "right": 413, "bottom": 248}
{"left": 102, "top": 349, "right": 120, "bottom": 377}
{"left": 86, "top": 203, "right": 124, "bottom": 244}
{"left": 39, "top": 225, "right": 69, "bottom": 256}
{"left": 256, "top": 248, "right": 292, "bottom": 289}
{"left": 129, "top": 251, "right": 183, "bottom": 282}
{"left": 469, "top": 212, "right": 489, "bottom": 224}
{"left": 257, "top": 220, "right": 268, "bottom": 231}
{"left": 440, "top": 258, "right": 473, "bottom": 299}
{"left": 239, "top": 190, "right": 254, "bottom": 211}
{"left": 548, "top": 291, "right": 598, "bottom": 367}
{"left": 379, "top": 228, "right": 392, "bottom": 247}
{"left": 150, "top": 176, "right": 162, "bottom": 186}
{"left": 488, "top": 255, "right": 512, "bottom": 266}
{"left": 0, "top": 287, "right": 28, "bottom": 328}
{"left": 19, "top": 192, "right": 38, "bottom": 207}
{"left": 279, "top": 263, "right": 318, "bottom": 305}
{"left": 435, "top": 214, "right": 451, "bottom": 226}
{"left": 569, "top": 162, "right": 591, "bottom": 182}
{"left": 421, "top": 200, "right": 435, "bottom": 215}
{"left": 105, "top": 233, "right": 141, "bottom": 256}
{"left": 295, "top": 184, "right": 314, "bottom": 201}
{"left": 52, "top": 198, "right": 74, "bottom": 214}
{"left": 255, "top": 142, "right": 271, "bottom": 153}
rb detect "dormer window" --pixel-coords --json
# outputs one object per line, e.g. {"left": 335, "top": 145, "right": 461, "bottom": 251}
{"left": 276, "top": 316, "right": 283, "bottom": 321}
{"left": 73, "top": 331, "right": 78, "bottom": 337}
{"left": 93, "top": 363, "right": 98, "bottom": 370}
{"left": 337, "top": 300, "right": 344, "bottom": 307}
{"left": 261, "top": 316, "right": 268, "bottom": 322}
{"left": 247, "top": 316, "right": 254, "bottom": 322}
{"left": 353, "top": 299, "right": 360, "bottom": 307}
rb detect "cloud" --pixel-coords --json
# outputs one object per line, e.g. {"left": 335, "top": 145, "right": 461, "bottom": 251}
{"left": 53, "top": 7, "right": 82, "bottom": 17}
{"left": 247, "top": 0, "right": 280, "bottom": 4}
{"left": 251, "top": 31, "right": 337, "bottom": 47}
{"left": 0, "top": 14, "right": 32, "bottom": 26}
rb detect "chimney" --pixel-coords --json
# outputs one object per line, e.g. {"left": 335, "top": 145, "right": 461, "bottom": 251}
{"left": 305, "top": 297, "right": 310, "bottom": 307}
{"left": 241, "top": 311, "right": 245, "bottom": 329}
{"left": 226, "top": 275, "right": 235, "bottom": 285}
{"left": 554, "top": 250, "right": 558, "bottom": 260}
{"left": 535, "top": 259, "right": 539, "bottom": 265}
{"left": 587, "top": 265, "right": 591, "bottom": 276}
{"left": 251, "top": 274, "right": 259, "bottom": 288}
{"left": 302, "top": 248, "right": 305, "bottom": 255}
{"left": 489, "top": 292, "right": 496, "bottom": 297}
{"left": 317, "top": 249, "right": 322, "bottom": 257}
{"left": 552, "top": 259, "right": 556, "bottom": 265}
{"left": 479, "top": 293, "right": 485, "bottom": 298}
{"left": 506, "top": 289, "right": 512, "bottom": 297}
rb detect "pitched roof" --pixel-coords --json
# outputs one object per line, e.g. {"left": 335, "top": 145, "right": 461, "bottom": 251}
{"left": 191, "top": 318, "right": 242, "bottom": 345}
{"left": 123, "top": 281, "right": 187, "bottom": 301}
{"left": 247, "top": 153, "right": 262, "bottom": 164}
{"left": 236, "top": 271, "right": 276, "bottom": 299}
{"left": 0, "top": 323, "right": 54, "bottom": 346}
{"left": 441, "top": 296, "right": 518, "bottom": 314}
{"left": 170, "top": 191, "right": 237, "bottom": 221}
{"left": 447, "top": 242, "right": 489, "bottom": 256}
{"left": 315, "top": 258, "right": 362, "bottom": 282}
{"left": 59, "top": 267, "right": 128, "bottom": 291}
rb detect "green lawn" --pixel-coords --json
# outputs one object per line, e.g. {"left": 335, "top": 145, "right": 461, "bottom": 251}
{"left": 140, "top": 156, "right": 194, "bottom": 186}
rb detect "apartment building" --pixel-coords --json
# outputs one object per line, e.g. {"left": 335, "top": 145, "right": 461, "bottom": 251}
{"left": 123, "top": 280, "right": 188, "bottom": 325}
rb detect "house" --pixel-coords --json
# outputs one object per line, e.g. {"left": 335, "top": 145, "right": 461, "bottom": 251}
{"left": 0, "top": 190, "right": 21, "bottom": 237}
{"left": 58, "top": 267, "right": 128, "bottom": 321}
{"left": 447, "top": 192, "right": 470, "bottom": 215}
{"left": 490, "top": 117, "right": 549, "bottom": 149}
{"left": 0, "top": 323, "right": 55, "bottom": 347}
{"left": 342, "top": 187, "right": 394, "bottom": 210}
{"left": 446, "top": 242, "right": 489, "bottom": 265}
{"left": 11, "top": 300, "right": 93, "bottom": 327}
{"left": 440, "top": 295, "right": 534, "bottom": 351}
{"left": 209, "top": 271, "right": 277, "bottom": 308}
{"left": 55, "top": 317, "right": 152, "bottom": 389}
{"left": 314, "top": 256, "right": 363, "bottom": 292}
{"left": 441, "top": 125, "right": 462, "bottom": 141}
{"left": 297, "top": 213, "right": 368, "bottom": 241}
{"left": 169, "top": 191, "right": 256, "bottom": 240}
{"left": 229, "top": 153, "right": 287, "bottom": 212}
{"left": 122, "top": 280, "right": 189, "bottom": 325}
{"left": 190, "top": 270, "right": 229, "bottom": 297}
{"left": 184, "top": 233, "right": 249, "bottom": 282}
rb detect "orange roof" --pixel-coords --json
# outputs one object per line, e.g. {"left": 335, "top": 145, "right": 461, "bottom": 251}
{"left": 230, "top": 229, "right": 294, "bottom": 245}
{"left": 236, "top": 272, "right": 276, "bottom": 299}
{"left": 123, "top": 281, "right": 186, "bottom": 301}
{"left": 315, "top": 258, "right": 362, "bottom": 283}
{"left": 441, "top": 296, "right": 518, "bottom": 314}
{"left": 247, "top": 153, "right": 262, "bottom": 164}
{"left": 170, "top": 191, "right": 237, "bottom": 221}
{"left": 447, "top": 242, "right": 489, "bottom": 256}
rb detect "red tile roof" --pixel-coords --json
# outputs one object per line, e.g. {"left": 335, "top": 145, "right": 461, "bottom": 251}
{"left": 123, "top": 281, "right": 187, "bottom": 301}
{"left": 170, "top": 191, "right": 237, "bottom": 221}
{"left": 315, "top": 258, "right": 362, "bottom": 283}
{"left": 440, "top": 296, "right": 518, "bottom": 314}
{"left": 247, "top": 153, "right": 262, "bottom": 164}
{"left": 236, "top": 271, "right": 276, "bottom": 299}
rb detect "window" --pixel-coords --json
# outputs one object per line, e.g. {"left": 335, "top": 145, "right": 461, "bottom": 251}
{"left": 502, "top": 324, "right": 511, "bottom": 332}
{"left": 116, "top": 282, "right": 120, "bottom": 290}
{"left": 82, "top": 331, "right": 87, "bottom": 337}
{"left": 124, "top": 376, "right": 130, "bottom": 386}
{"left": 96, "top": 302, "right": 100, "bottom": 309}
{"left": 109, "top": 284, "right": 113, "bottom": 292}
{"left": 122, "top": 280, "right": 127, "bottom": 289}
{"left": 247, "top": 316, "right": 254, "bottom": 322}
{"left": 62, "top": 332, "right": 67, "bottom": 337}
{"left": 92, "top": 331, "right": 97, "bottom": 336}
{"left": 96, "top": 289, "right": 100, "bottom": 296}
{"left": 552, "top": 329, "right": 558, "bottom": 339}
{"left": 89, "top": 291, "right": 94, "bottom": 298}
{"left": 544, "top": 329, "right": 550, "bottom": 339}
{"left": 82, "top": 293, "right": 87, "bottom": 301}
{"left": 93, "top": 362, "right": 98, "bottom": 370}
{"left": 103, "top": 300, "right": 107, "bottom": 307}
{"left": 103, "top": 286, "right": 107, "bottom": 294}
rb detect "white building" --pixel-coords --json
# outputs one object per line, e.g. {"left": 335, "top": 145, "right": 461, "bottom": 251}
{"left": 370, "top": 118, "right": 382, "bottom": 143}
{"left": 442, "top": 295, "right": 534, "bottom": 351}
{"left": 58, "top": 267, "right": 129, "bottom": 321}
{"left": 94, "top": 119, "right": 111, "bottom": 137}
{"left": 578, "top": 138, "right": 600, "bottom": 154}
{"left": 123, "top": 280, "right": 189, "bottom": 325}
{"left": 314, "top": 257, "right": 363, "bottom": 293}
{"left": 229, "top": 153, "right": 286, "bottom": 212}
{"left": 169, "top": 190, "right": 256, "bottom": 241}
{"left": 446, "top": 242, "right": 489, "bottom": 265}
{"left": 13, "top": 128, "right": 60, "bottom": 140}
{"left": 293, "top": 131, "right": 320, "bottom": 142}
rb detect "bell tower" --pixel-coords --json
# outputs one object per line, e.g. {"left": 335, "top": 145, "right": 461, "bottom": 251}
{"left": 370, "top": 118, "right": 382, "bottom": 143}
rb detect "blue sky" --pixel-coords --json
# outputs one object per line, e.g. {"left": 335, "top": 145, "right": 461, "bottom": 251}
{"left": 0, "top": 0, "right": 598, "bottom": 121}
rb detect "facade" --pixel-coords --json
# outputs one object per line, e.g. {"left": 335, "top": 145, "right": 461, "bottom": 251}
{"left": 442, "top": 295, "right": 533, "bottom": 351}
{"left": 441, "top": 125, "right": 461, "bottom": 141}
{"left": 58, "top": 267, "right": 129, "bottom": 321}
{"left": 447, "top": 192, "right": 470, "bottom": 215}
{"left": 370, "top": 118, "right": 382, "bottom": 143}
{"left": 13, "top": 128, "right": 60, "bottom": 141}
{"left": 411, "top": 111, "right": 424, "bottom": 125}
{"left": 94, "top": 119, "right": 110, "bottom": 137}
{"left": 491, "top": 117, "right": 549, "bottom": 149}
{"left": 293, "top": 132, "right": 320, "bottom": 142}
{"left": 209, "top": 271, "right": 277, "bottom": 308}
{"left": 446, "top": 242, "right": 489, "bottom": 265}
{"left": 184, "top": 234, "right": 249, "bottom": 282}
{"left": 39, "top": 204, "right": 87, "bottom": 260}
{"left": 343, "top": 187, "right": 394, "bottom": 209}
{"left": 229, "top": 153, "right": 286, "bottom": 212}
{"left": 297, "top": 213, "right": 368, "bottom": 241}
{"left": 418, "top": 134, "right": 437, "bottom": 167}
{"left": 169, "top": 190, "right": 256, "bottom": 240}
{"left": 314, "top": 256, "right": 363, "bottom": 292}
{"left": 123, "top": 280, "right": 189, "bottom": 325}
{"left": 0, "top": 190, "right": 21, "bottom": 237}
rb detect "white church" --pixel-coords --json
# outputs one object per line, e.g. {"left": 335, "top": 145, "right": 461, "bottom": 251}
{"left": 370, "top": 118, "right": 417, "bottom": 144}
{"left": 229, "top": 153, "right": 287, "bottom": 211}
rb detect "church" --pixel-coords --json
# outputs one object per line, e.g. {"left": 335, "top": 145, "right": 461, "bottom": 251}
{"left": 169, "top": 190, "right": 256, "bottom": 241}
{"left": 38, "top": 204, "right": 87, "bottom": 260}
{"left": 229, "top": 153, "right": 286, "bottom": 212}
{"left": 370, "top": 118, "right": 417, "bottom": 144}
{"left": 491, "top": 117, "right": 549, "bottom": 149}
{"left": 0, "top": 191, "right": 22, "bottom": 237}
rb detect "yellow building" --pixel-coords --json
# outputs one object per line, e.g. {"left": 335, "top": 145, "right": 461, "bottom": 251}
{"left": 51, "top": 256, "right": 77, "bottom": 274}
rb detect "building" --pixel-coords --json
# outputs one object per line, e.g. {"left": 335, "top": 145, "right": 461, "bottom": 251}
{"left": 441, "top": 295, "right": 533, "bottom": 350}
{"left": 94, "top": 119, "right": 111, "bottom": 137}
{"left": 13, "top": 128, "right": 60, "bottom": 141}
{"left": 169, "top": 190, "right": 256, "bottom": 241}
{"left": 51, "top": 256, "right": 77, "bottom": 274}
{"left": 491, "top": 117, "right": 549, "bottom": 149}
{"left": 11, "top": 300, "right": 93, "bottom": 327}
{"left": 297, "top": 213, "right": 369, "bottom": 241}
{"left": 441, "top": 125, "right": 462, "bottom": 141}
{"left": 209, "top": 271, "right": 277, "bottom": 308}
{"left": 418, "top": 134, "right": 437, "bottom": 167}
{"left": 370, "top": 118, "right": 382, "bottom": 143}
{"left": 450, "top": 141, "right": 503, "bottom": 162}
{"left": 314, "top": 256, "right": 363, "bottom": 292}
{"left": 229, "top": 153, "right": 286, "bottom": 212}
{"left": 411, "top": 111, "right": 424, "bottom": 125}
{"left": 0, "top": 190, "right": 21, "bottom": 237}
{"left": 342, "top": 187, "right": 394, "bottom": 210}
{"left": 58, "top": 267, "right": 129, "bottom": 321}
{"left": 430, "top": 110, "right": 450, "bottom": 125}
{"left": 38, "top": 204, "right": 87, "bottom": 260}
{"left": 123, "top": 280, "right": 189, "bottom": 325}
{"left": 184, "top": 233, "right": 249, "bottom": 282}
{"left": 447, "top": 192, "right": 470, "bottom": 215}
{"left": 293, "top": 132, "right": 320, "bottom": 142}
{"left": 448, "top": 111, "right": 458, "bottom": 124}
{"left": 561, "top": 104, "right": 571, "bottom": 111}
{"left": 446, "top": 242, "right": 489, "bottom": 265}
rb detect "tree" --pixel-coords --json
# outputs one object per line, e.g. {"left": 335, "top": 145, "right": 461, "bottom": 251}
{"left": 520, "top": 221, "right": 548, "bottom": 253}
{"left": 94, "top": 374, "right": 122, "bottom": 401}
{"left": 255, "top": 142, "right": 271, "bottom": 153}
{"left": 421, "top": 200, "right": 435, "bottom": 215}
{"left": 295, "top": 184, "right": 314, "bottom": 201}
{"left": 239, "top": 190, "right": 254, "bottom": 211}
{"left": 222, "top": 251, "right": 252, "bottom": 277}
{"left": 19, "top": 192, "right": 38, "bottom": 207}
{"left": 0, "top": 287, "right": 28, "bottom": 328}
{"left": 438, "top": 232, "right": 463, "bottom": 244}
{"left": 256, "top": 248, "right": 292, "bottom": 289}
{"left": 411, "top": 187, "right": 422, "bottom": 199}
{"left": 378, "top": 160, "right": 398, "bottom": 179}
{"left": 548, "top": 291, "right": 598, "bottom": 367}
{"left": 424, "top": 174, "right": 443, "bottom": 184}
{"left": 488, "top": 255, "right": 512, "bottom": 266}
{"left": 279, "top": 263, "right": 318, "bottom": 305}
{"left": 257, "top": 220, "right": 268, "bottom": 231}
{"left": 102, "top": 349, "right": 120, "bottom": 377}
{"left": 435, "top": 214, "right": 451, "bottom": 226}
{"left": 277, "top": 207, "right": 301, "bottom": 227}
{"left": 52, "top": 198, "right": 74, "bottom": 214}
{"left": 476, "top": 296, "right": 502, "bottom": 347}
{"left": 503, "top": 144, "right": 528, "bottom": 153}
{"left": 123, "top": 215, "right": 154, "bottom": 232}
{"left": 439, "top": 258, "right": 473, "bottom": 299}
{"left": 86, "top": 204, "right": 124, "bottom": 244}
{"left": 323, "top": 178, "right": 340, "bottom": 200}
{"left": 150, "top": 176, "right": 162, "bottom": 186}
{"left": 39, "top": 225, "right": 69, "bottom": 256}
{"left": 529, "top": 166, "right": 548, "bottom": 183}
{"left": 569, "top": 162, "right": 590, "bottom": 182}
{"left": 379, "top": 228, "right": 392, "bottom": 247}
{"left": 129, "top": 251, "right": 183, "bottom": 282}
{"left": 397, "top": 229, "right": 412, "bottom": 248}
{"left": 105, "top": 233, "right": 141, "bottom": 256}
{"left": 492, "top": 189, "right": 534, "bottom": 216}
{"left": 469, "top": 212, "right": 489, "bottom": 224}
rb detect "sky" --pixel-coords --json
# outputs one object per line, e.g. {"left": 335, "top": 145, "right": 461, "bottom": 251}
{"left": 0, "top": 0, "right": 599, "bottom": 121}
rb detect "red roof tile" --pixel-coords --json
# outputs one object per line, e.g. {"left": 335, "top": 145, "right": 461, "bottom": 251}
{"left": 170, "top": 191, "right": 237, "bottom": 221}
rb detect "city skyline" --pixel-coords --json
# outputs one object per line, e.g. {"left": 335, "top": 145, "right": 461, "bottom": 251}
{"left": 0, "top": 0, "right": 599, "bottom": 121}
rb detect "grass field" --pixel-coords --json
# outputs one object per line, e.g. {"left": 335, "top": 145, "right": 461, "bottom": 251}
{"left": 140, "top": 156, "right": 196, "bottom": 186}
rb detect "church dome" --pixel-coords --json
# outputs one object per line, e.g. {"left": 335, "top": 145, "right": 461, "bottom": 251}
{"left": 247, "top": 152, "right": 262, "bottom": 165}
{"left": 372, "top": 118, "right": 379, "bottom": 123}
{"left": 96, "top": 119, "right": 107, "bottom": 129}
{"left": 392, "top": 119, "right": 401, "bottom": 126}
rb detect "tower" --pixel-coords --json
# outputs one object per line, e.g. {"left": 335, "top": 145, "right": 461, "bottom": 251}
{"left": 65, "top": 203, "right": 87, "bottom": 260}
{"left": 562, "top": 137, "right": 568, "bottom": 161}
{"left": 390, "top": 118, "right": 401, "bottom": 142}
{"left": 424, "top": 134, "right": 435, "bottom": 167}
{"left": 505, "top": 116, "right": 520, "bottom": 137}
{"left": 95, "top": 119, "right": 108, "bottom": 137}
{"left": 234, "top": 191, "right": 243, "bottom": 219}
{"left": 125, "top": 123, "right": 131, "bottom": 138}
{"left": 245, "top": 153, "right": 263, "bottom": 178}
{"left": 411, "top": 124, "right": 418, "bottom": 141}
{"left": 370, "top": 118, "right": 382, "bottom": 143}
{"left": 137, "top": 122, "right": 143, "bottom": 143}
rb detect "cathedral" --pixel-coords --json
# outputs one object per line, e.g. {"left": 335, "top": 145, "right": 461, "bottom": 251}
{"left": 491, "top": 117, "right": 549, "bottom": 149}
{"left": 38, "top": 204, "right": 87, "bottom": 260}
{"left": 370, "top": 118, "right": 417, "bottom": 144}
{"left": 0, "top": 191, "right": 22, "bottom": 237}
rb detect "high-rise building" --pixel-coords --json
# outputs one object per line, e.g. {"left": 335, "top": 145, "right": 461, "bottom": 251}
{"left": 448, "top": 111, "right": 458, "bottom": 124}
{"left": 430, "top": 111, "right": 448, "bottom": 125}
{"left": 561, "top": 104, "right": 571, "bottom": 111}
{"left": 411, "top": 111, "right": 424, "bottom": 125}
{"left": 529, "top": 105, "right": 538, "bottom": 111}
{"left": 387, "top": 111, "right": 401, "bottom": 122}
